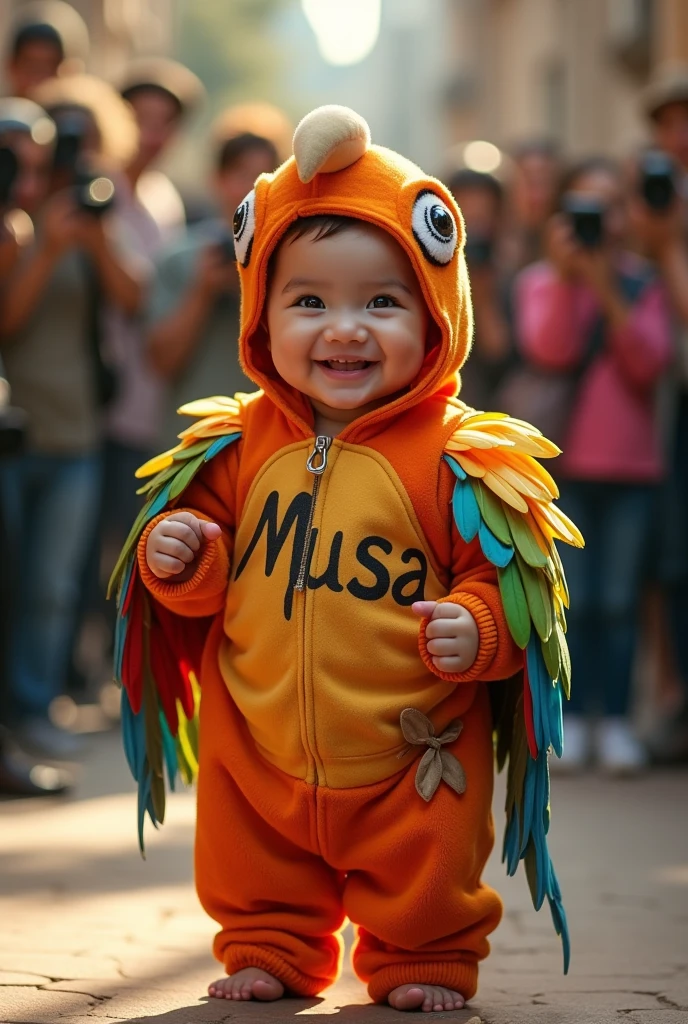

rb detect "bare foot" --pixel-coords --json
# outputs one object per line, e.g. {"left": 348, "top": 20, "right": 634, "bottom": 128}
{"left": 388, "top": 983, "right": 465, "bottom": 1012}
{"left": 208, "top": 966, "right": 285, "bottom": 1001}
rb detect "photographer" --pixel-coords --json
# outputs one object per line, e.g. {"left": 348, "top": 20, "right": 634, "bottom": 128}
{"left": 3, "top": 2, "right": 89, "bottom": 99}
{"left": 446, "top": 168, "right": 513, "bottom": 410}
{"left": 147, "top": 110, "right": 286, "bottom": 445}
{"left": 0, "top": 80, "right": 143, "bottom": 760}
{"left": 514, "top": 157, "right": 672, "bottom": 773}
{"left": 632, "top": 69, "right": 688, "bottom": 759}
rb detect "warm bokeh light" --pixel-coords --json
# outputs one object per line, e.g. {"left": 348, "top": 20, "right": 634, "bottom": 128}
{"left": 463, "top": 140, "right": 503, "bottom": 174}
{"left": 302, "top": 0, "right": 381, "bottom": 66}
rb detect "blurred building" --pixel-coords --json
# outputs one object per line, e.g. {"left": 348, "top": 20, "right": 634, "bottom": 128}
{"left": 1, "top": 0, "right": 175, "bottom": 87}
{"left": 446, "top": 0, "right": 688, "bottom": 155}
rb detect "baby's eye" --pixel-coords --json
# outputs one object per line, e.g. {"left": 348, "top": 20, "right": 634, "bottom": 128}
{"left": 296, "top": 295, "right": 324, "bottom": 309}
{"left": 367, "top": 295, "right": 398, "bottom": 309}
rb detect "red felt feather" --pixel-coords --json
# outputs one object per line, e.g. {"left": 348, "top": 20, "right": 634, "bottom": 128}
{"left": 523, "top": 658, "right": 538, "bottom": 759}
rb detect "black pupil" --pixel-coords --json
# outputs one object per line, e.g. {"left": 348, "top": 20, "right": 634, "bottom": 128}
{"left": 233, "top": 205, "right": 246, "bottom": 236}
{"left": 430, "top": 205, "right": 453, "bottom": 238}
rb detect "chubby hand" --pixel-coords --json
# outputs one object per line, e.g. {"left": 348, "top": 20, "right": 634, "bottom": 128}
{"left": 412, "top": 600, "right": 479, "bottom": 674}
{"left": 146, "top": 511, "right": 221, "bottom": 581}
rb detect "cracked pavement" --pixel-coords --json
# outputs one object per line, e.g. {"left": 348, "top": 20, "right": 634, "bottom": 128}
{"left": 0, "top": 730, "right": 686, "bottom": 1024}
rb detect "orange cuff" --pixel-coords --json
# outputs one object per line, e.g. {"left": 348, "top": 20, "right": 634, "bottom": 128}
{"left": 136, "top": 509, "right": 229, "bottom": 609}
{"left": 418, "top": 593, "right": 498, "bottom": 684}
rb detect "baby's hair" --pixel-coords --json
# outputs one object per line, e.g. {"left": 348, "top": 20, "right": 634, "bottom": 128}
{"left": 281, "top": 214, "right": 363, "bottom": 245}
{"left": 267, "top": 214, "right": 363, "bottom": 283}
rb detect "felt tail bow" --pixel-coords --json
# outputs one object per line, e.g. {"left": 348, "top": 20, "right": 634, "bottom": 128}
{"left": 444, "top": 402, "right": 583, "bottom": 973}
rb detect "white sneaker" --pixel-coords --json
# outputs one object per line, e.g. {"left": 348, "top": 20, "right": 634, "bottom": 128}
{"left": 595, "top": 717, "right": 648, "bottom": 776}
{"left": 551, "top": 714, "right": 592, "bottom": 773}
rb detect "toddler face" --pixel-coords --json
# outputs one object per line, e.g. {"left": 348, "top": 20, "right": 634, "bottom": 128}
{"left": 266, "top": 222, "right": 429, "bottom": 424}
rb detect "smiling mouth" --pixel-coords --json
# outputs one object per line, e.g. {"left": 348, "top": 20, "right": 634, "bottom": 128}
{"left": 317, "top": 358, "right": 375, "bottom": 371}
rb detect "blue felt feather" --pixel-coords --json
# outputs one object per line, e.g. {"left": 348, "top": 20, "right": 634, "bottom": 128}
{"left": 147, "top": 481, "right": 173, "bottom": 520}
{"left": 204, "top": 431, "right": 242, "bottom": 461}
{"left": 443, "top": 453, "right": 467, "bottom": 480}
{"left": 478, "top": 519, "right": 514, "bottom": 567}
{"left": 160, "top": 713, "right": 178, "bottom": 791}
{"left": 503, "top": 805, "right": 521, "bottom": 876}
{"left": 452, "top": 478, "right": 481, "bottom": 543}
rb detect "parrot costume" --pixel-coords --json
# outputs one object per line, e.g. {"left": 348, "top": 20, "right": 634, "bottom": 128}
{"left": 110, "top": 105, "right": 582, "bottom": 1002}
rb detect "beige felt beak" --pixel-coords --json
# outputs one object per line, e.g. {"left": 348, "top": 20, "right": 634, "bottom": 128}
{"left": 293, "top": 104, "right": 371, "bottom": 184}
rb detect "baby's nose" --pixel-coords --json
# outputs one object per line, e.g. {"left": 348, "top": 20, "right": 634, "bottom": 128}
{"left": 323, "top": 324, "right": 368, "bottom": 344}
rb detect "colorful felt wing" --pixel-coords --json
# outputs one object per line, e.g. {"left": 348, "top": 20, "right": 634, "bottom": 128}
{"left": 445, "top": 405, "right": 583, "bottom": 973}
{"left": 108, "top": 396, "right": 243, "bottom": 854}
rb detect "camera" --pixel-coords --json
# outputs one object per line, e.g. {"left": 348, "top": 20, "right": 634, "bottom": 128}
{"left": 52, "top": 110, "right": 116, "bottom": 217}
{"left": 213, "top": 224, "right": 236, "bottom": 263}
{"left": 464, "top": 236, "right": 494, "bottom": 267}
{"left": 562, "top": 193, "right": 605, "bottom": 248}
{"left": 0, "top": 145, "right": 18, "bottom": 207}
{"left": 640, "top": 150, "right": 676, "bottom": 212}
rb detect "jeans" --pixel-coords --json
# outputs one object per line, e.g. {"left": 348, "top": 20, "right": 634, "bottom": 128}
{"left": 557, "top": 480, "right": 656, "bottom": 718}
{"left": 0, "top": 452, "right": 101, "bottom": 719}
{"left": 667, "top": 395, "right": 688, "bottom": 692}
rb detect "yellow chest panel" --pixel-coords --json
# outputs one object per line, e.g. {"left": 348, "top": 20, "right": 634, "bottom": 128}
{"left": 219, "top": 439, "right": 458, "bottom": 788}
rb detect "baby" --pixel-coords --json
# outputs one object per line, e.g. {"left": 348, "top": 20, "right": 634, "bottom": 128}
{"left": 114, "top": 106, "right": 577, "bottom": 1013}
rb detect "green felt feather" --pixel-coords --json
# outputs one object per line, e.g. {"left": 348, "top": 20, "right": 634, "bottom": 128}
{"left": 515, "top": 552, "right": 552, "bottom": 642}
{"left": 541, "top": 628, "right": 561, "bottom": 681}
{"left": 168, "top": 453, "right": 207, "bottom": 499}
{"left": 549, "top": 542, "right": 570, "bottom": 607}
{"left": 504, "top": 505, "right": 548, "bottom": 568}
{"left": 557, "top": 622, "right": 571, "bottom": 699}
{"left": 471, "top": 480, "right": 512, "bottom": 545}
{"left": 136, "top": 463, "right": 181, "bottom": 496}
{"left": 524, "top": 839, "right": 538, "bottom": 907}
{"left": 172, "top": 439, "right": 211, "bottom": 461}
{"left": 498, "top": 560, "right": 531, "bottom": 649}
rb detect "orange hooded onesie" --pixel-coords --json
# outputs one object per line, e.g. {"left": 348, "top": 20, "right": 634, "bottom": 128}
{"left": 119, "top": 106, "right": 577, "bottom": 1002}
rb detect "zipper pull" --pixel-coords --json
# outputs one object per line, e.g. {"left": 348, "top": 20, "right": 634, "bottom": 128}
{"left": 306, "top": 435, "right": 331, "bottom": 475}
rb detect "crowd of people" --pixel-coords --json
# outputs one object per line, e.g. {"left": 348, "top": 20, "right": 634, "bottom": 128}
{"left": 0, "top": 4, "right": 686, "bottom": 796}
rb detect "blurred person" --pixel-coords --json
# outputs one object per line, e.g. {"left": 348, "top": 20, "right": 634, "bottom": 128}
{"left": 446, "top": 167, "right": 514, "bottom": 410}
{"left": 0, "top": 80, "right": 143, "bottom": 760}
{"left": 69, "top": 60, "right": 206, "bottom": 688}
{"left": 3, "top": 1, "right": 89, "bottom": 98}
{"left": 515, "top": 157, "right": 673, "bottom": 773}
{"left": 147, "top": 117, "right": 283, "bottom": 446}
{"left": 503, "top": 139, "right": 561, "bottom": 273}
{"left": 0, "top": 101, "right": 70, "bottom": 791}
{"left": 118, "top": 56, "right": 205, "bottom": 235}
{"left": 630, "top": 69, "right": 688, "bottom": 758}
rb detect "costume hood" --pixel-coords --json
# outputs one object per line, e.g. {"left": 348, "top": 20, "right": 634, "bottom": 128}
{"left": 233, "top": 105, "right": 473, "bottom": 431}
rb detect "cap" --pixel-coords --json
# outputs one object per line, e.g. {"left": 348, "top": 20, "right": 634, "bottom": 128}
{"left": 118, "top": 57, "right": 205, "bottom": 118}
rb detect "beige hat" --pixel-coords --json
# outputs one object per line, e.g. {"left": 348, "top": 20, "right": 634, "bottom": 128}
{"left": 118, "top": 57, "right": 205, "bottom": 118}
{"left": 642, "top": 65, "right": 688, "bottom": 120}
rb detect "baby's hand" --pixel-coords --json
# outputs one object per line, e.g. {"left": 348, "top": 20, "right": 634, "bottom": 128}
{"left": 145, "top": 511, "right": 221, "bottom": 581}
{"left": 412, "top": 601, "right": 479, "bottom": 674}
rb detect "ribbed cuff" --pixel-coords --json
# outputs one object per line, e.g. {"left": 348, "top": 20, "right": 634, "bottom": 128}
{"left": 225, "top": 943, "right": 326, "bottom": 998}
{"left": 367, "top": 959, "right": 478, "bottom": 1003}
{"left": 137, "top": 509, "right": 228, "bottom": 602}
{"left": 418, "top": 593, "right": 497, "bottom": 684}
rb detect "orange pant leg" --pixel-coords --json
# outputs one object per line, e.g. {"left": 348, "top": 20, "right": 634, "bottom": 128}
{"left": 321, "top": 690, "right": 502, "bottom": 1003}
{"left": 195, "top": 654, "right": 346, "bottom": 996}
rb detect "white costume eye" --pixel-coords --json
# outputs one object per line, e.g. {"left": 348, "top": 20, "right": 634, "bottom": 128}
{"left": 412, "top": 189, "right": 457, "bottom": 265}
{"left": 233, "top": 189, "right": 256, "bottom": 267}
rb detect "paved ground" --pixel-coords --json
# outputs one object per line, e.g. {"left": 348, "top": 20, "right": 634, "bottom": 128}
{"left": 0, "top": 729, "right": 686, "bottom": 1024}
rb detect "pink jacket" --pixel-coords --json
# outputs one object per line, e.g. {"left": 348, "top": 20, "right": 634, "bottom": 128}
{"left": 515, "top": 258, "right": 673, "bottom": 482}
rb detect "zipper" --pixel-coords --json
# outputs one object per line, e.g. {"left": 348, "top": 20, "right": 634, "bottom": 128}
{"left": 295, "top": 435, "right": 332, "bottom": 592}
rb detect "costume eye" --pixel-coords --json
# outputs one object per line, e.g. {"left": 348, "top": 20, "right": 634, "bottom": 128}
{"left": 412, "top": 189, "right": 457, "bottom": 265}
{"left": 232, "top": 189, "right": 256, "bottom": 267}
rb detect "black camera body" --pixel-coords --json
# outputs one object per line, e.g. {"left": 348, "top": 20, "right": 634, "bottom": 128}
{"left": 464, "top": 236, "right": 494, "bottom": 267}
{"left": 562, "top": 193, "right": 605, "bottom": 248}
{"left": 640, "top": 150, "right": 676, "bottom": 212}
{"left": 0, "top": 145, "right": 18, "bottom": 207}
{"left": 53, "top": 111, "right": 116, "bottom": 217}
